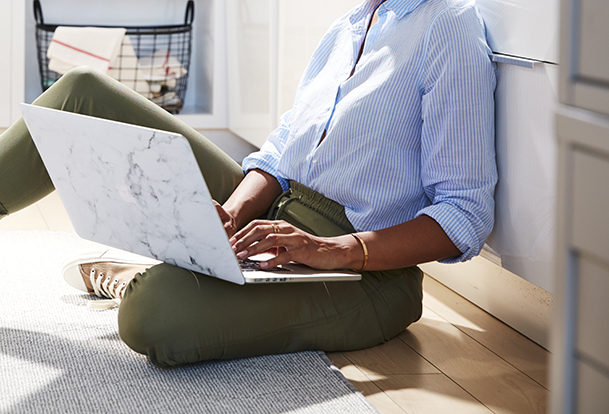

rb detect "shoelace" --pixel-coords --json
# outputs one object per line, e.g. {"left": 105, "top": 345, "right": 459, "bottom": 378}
{"left": 87, "top": 267, "right": 127, "bottom": 310}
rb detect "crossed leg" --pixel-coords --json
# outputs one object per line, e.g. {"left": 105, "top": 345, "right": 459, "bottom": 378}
{"left": 1, "top": 67, "right": 423, "bottom": 368}
{"left": 0, "top": 66, "right": 243, "bottom": 217}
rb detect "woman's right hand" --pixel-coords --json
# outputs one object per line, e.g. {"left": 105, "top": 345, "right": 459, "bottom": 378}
{"left": 213, "top": 200, "right": 238, "bottom": 238}
{"left": 213, "top": 169, "right": 284, "bottom": 239}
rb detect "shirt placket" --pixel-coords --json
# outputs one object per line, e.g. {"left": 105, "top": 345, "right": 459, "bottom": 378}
{"left": 315, "top": 1, "right": 387, "bottom": 149}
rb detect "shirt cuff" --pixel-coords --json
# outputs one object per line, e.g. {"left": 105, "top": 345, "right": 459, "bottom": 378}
{"left": 415, "top": 203, "right": 481, "bottom": 263}
{"left": 241, "top": 152, "right": 290, "bottom": 192}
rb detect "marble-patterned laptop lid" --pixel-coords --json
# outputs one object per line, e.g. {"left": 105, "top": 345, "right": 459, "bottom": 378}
{"left": 20, "top": 104, "right": 245, "bottom": 285}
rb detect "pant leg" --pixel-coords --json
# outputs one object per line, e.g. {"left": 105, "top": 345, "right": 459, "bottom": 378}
{"left": 0, "top": 66, "right": 243, "bottom": 216}
{"left": 118, "top": 263, "right": 422, "bottom": 367}
{"left": 118, "top": 182, "right": 423, "bottom": 367}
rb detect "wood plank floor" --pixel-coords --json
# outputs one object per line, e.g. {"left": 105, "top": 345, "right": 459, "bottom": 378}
{"left": 0, "top": 192, "right": 550, "bottom": 414}
{"left": 328, "top": 277, "right": 549, "bottom": 414}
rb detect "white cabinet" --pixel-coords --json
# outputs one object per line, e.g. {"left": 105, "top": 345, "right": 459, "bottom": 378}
{"left": 486, "top": 60, "right": 559, "bottom": 292}
{"left": 470, "top": 0, "right": 561, "bottom": 293}
{"left": 275, "top": 1, "right": 361, "bottom": 119}
{"left": 226, "top": 0, "right": 271, "bottom": 147}
{"left": 226, "top": 0, "right": 360, "bottom": 147}
{"left": 551, "top": 0, "right": 609, "bottom": 412}
{"left": 553, "top": 110, "right": 609, "bottom": 413}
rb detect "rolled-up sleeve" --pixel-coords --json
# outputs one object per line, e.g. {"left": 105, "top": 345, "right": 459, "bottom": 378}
{"left": 241, "top": 110, "right": 293, "bottom": 191}
{"left": 415, "top": 7, "right": 498, "bottom": 263}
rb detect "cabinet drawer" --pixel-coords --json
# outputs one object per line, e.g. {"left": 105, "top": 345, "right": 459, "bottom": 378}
{"left": 486, "top": 62, "right": 558, "bottom": 291}
{"left": 476, "top": 0, "right": 559, "bottom": 63}
{"left": 577, "top": 359, "right": 609, "bottom": 413}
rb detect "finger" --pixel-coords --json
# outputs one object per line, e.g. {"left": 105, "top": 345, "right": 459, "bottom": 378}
{"left": 234, "top": 230, "right": 284, "bottom": 258}
{"left": 259, "top": 248, "right": 297, "bottom": 269}
{"left": 236, "top": 232, "right": 302, "bottom": 260}
{"left": 231, "top": 221, "right": 279, "bottom": 254}
{"left": 214, "top": 200, "right": 238, "bottom": 237}
{"left": 230, "top": 219, "right": 267, "bottom": 242}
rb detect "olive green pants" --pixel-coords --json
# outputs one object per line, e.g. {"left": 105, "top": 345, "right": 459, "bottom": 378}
{"left": 0, "top": 66, "right": 242, "bottom": 216}
{"left": 0, "top": 67, "right": 423, "bottom": 367}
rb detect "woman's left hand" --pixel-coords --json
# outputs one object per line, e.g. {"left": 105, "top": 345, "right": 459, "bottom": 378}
{"left": 229, "top": 220, "right": 361, "bottom": 270}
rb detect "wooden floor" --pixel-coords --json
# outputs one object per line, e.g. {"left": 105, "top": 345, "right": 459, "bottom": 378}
{"left": 0, "top": 192, "right": 549, "bottom": 414}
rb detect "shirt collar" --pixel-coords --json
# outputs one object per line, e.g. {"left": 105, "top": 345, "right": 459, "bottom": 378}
{"left": 383, "top": 0, "right": 428, "bottom": 19}
{"left": 350, "top": 0, "right": 427, "bottom": 23}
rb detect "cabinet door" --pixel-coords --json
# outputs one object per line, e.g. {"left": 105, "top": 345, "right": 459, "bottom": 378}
{"left": 276, "top": 0, "right": 361, "bottom": 118}
{"left": 226, "top": 0, "right": 271, "bottom": 147}
{"left": 559, "top": 0, "right": 609, "bottom": 115}
{"left": 553, "top": 108, "right": 609, "bottom": 414}
{"left": 485, "top": 62, "right": 559, "bottom": 292}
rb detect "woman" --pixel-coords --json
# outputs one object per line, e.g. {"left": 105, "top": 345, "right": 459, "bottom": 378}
{"left": 0, "top": 0, "right": 496, "bottom": 367}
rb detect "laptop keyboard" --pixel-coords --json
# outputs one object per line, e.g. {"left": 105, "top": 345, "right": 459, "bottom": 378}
{"left": 239, "top": 258, "right": 291, "bottom": 272}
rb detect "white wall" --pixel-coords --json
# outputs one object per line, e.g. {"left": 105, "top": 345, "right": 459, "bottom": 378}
{"left": 1, "top": 0, "right": 25, "bottom": 126}
{"left": 1, "top": 1, "right": 13, "bottom": 127}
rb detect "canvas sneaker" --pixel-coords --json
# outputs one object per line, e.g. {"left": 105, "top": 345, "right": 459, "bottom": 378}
{"left": 62, "top": 249, "right": 160, "bottom": 309}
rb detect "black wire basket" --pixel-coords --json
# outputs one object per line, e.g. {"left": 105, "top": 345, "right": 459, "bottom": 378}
{"left": 34, "top": 0, "right": 194, "bottom": 113}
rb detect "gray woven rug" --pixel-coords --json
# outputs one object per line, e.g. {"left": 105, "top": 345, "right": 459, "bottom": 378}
{"left": 0, "top": 231, "right": 377, "bottom": 414}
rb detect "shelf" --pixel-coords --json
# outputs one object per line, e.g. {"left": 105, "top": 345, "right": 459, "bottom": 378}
{"left": 3, "top": 0, "right": 228, "bottom": 129}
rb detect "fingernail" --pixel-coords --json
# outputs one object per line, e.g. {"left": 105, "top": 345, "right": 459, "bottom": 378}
{"left": 237, "top": 250, "right": 247, "bottom": 259}
{"left": 260, "top": 262, "right": 268, "bottom": 268}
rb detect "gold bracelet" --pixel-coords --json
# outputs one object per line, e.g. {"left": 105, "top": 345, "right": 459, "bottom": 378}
{"left": 351, "top": 233, "right": 369, "bottom": 272}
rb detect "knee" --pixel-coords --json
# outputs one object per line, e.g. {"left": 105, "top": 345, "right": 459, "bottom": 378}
{"left": 117, "top": 266, "right": 170, "bottom": 360}
{"left": 34, "top": 66, "right": 108, "bottom": 109}
{"left": 116, "top": 271, "right": 153, "bottom": 357}
{"left": 117, "top": 264, "right": 207, "bottom": 367}
{"left": 60, "top": 66, "right": 103, "bottom": 84}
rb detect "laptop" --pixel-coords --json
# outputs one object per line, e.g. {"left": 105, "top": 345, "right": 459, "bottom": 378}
{"left": 20, "top": 104, "right": 361, "bottom": 285}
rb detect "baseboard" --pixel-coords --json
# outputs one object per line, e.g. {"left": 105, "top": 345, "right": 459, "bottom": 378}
{"left": 420, "top": 256, "right": 553, "bottom": 349}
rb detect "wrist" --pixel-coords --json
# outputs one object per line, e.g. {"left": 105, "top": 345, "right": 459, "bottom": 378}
{"left": 335, "top": 234, "right": 368, "bottom": 271}
{"left": 225, "top": 208, "right": 240, "bottom": 235}
{"left": 349, "top": 233, "right": 368, "bottom": 271}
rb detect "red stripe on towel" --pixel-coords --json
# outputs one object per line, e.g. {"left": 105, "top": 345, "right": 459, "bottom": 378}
{"left": 163, "top": 49, "right": 171, "bottom": 76}
{"left": 51, "top": 39, "right": 111, "bottom": 62}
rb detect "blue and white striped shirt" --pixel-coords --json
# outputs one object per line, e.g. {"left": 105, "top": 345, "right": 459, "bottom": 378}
{"left": 242, "top": 0, "right": 497, "bottom": 263}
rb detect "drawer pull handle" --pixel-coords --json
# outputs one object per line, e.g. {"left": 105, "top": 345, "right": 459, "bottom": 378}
{"left": 491, "top": 53, "right": 540, "bottom": 69}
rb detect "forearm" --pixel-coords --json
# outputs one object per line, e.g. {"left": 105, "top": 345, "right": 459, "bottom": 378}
{"left": 336, "top": 215, "right": 461, "bottom": 271}
{"left": 230, "top": 199, "right": 461, "bottom": 271}
{"left": 222, "top": 169, "right": 283, "bottom": 231}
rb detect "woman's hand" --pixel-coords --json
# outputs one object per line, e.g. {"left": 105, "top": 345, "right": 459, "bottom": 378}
{"left": 229, "top": 220, "right": 363, "bottom": 270}
{"left": 213, "top": 200, "right": 238, "bottom": 238}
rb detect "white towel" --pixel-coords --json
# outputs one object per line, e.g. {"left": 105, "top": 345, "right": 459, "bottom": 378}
{"left": 47, "top": 26, "right": 126, "bottom": 74}
{"left": 138, "top": 50, "right": 188, "bottom": 81}
{"left": 107, "top": 36, "right": 151, "bottom": 97}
